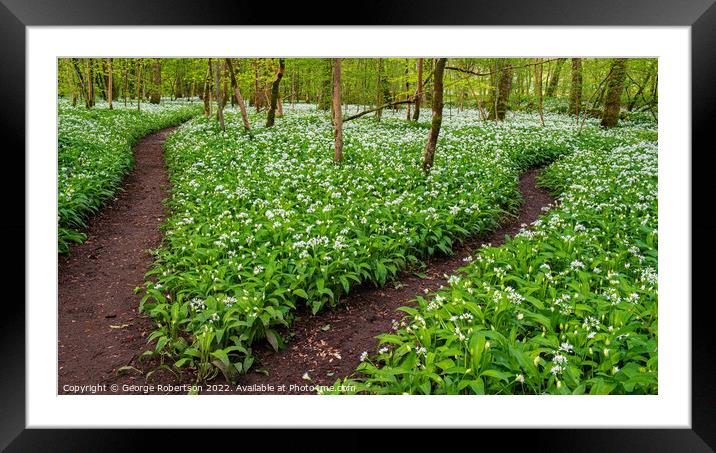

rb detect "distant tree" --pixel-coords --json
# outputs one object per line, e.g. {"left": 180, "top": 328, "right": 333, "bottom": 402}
{"left": 332, "top": 58, "right": 343, "bottom": 163}
{"left": 87, "top": 58, "right": 95, "bottom": 107}
{"left": 422, "top": 58, "right": 447, "bottom": 172}
{"left": 136, "top": 60, "right": 142, "bottom": 111}
{"left": 600, "top": 58, "right": 628, "bottom": 128}
{"left": 568, "top": 58, "right": 583, "bottom": 116}
{"left": 412, "top": 58, "right": 423, "bottom": 121}
{"left": 213, "top": 59, "right": 226, "bottom": 130}
{"left": 202, "top": 60, "right": 212, "bottom": 117}
{"left": 266, "top": 59, "right": 286, "bottom": 128}
{"left": 545, "top": 58, "right": 566, "bottom": 97}
{"left": 150, "top": 58, "right": 161, "bottom": 104}
{"left": 107, "top": 58, "right": 113, "bottom": 110}
{"left": 318, "top": 58, "right": 332, "bottom": 111}
{"left": 534, "top": 58, "right": 544, "bottom": 125}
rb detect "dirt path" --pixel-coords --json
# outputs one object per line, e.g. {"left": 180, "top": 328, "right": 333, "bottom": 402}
{"left": 230, "top": 168, "right": 556, "bottom": 394}
{"left": 57, "top": 126, "right": 177, "bottom": 394}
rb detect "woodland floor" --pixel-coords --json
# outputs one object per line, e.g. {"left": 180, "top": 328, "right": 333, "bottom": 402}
{"left": 57, "top": 127, "right": 176, "bottom": 394}
{"left": 57, "top": 127, "right": 555, "bottom": 395}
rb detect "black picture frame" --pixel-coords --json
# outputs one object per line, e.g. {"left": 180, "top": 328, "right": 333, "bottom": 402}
{"left": 2, "top": 0, "right": 714, "bottom": 450}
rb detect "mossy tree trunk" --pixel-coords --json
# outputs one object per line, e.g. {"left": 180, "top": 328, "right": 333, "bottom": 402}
{"left": 568, "top": 58, "right": 583, "bottom": 116}
{"left": 422, "top": 58, "right": 447, "bottom": 173}
{"left": 600, "top": 58, "right": 628, "bottom": 128}
{"left": 545, "top": 58, "right": 565, "bottom": 97}
{"left": 489, "top": 59, "right": 513, "bottom": 120}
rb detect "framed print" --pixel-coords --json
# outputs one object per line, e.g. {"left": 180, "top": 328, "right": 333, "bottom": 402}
{"left": 2, "top": 0, "right": 715, "bottom": 449}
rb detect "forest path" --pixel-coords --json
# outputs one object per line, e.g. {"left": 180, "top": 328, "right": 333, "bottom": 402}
{"left": 57, "top": 126, "right": 178, "bottom": 394}
{"left": 231, "top": 168, "right": 556, "bottom": 394}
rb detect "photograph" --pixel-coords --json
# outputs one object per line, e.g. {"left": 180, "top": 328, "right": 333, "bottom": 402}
{"left": 56, "top": 56, "right": 659, "bottom": 396}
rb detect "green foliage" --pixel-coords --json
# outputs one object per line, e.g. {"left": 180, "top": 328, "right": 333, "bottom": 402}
{"left": 57, "top": 100, "right": 202, "bottom": 253}
{"left": 334, "top": 139, "right": 658, "bottom": 395}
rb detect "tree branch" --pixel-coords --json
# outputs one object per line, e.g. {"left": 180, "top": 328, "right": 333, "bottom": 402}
{"left": 343, "top": 99, "right": 414, "bottom": 122}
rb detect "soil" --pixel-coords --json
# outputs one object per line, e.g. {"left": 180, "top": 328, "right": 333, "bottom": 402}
{"left": 57, "top": 127, "right": 177, "bottom": 394}
{"left": 57, "top": 129, "right": 555, "bottom": 395}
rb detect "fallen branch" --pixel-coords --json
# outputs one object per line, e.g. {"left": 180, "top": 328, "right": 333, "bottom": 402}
{"left": 343, "top": 99, "right": 414, "bottom": 122}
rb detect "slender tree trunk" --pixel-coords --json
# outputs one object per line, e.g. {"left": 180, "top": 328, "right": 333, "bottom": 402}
{"left": 212, "top": 59, "right": 225, "bottom": 130}
{"left": 627, "top": 60, "right": 656, "bottom": 110}
{"left": 405, "top": 59, "right": 411, "bottom": 120}
{"left": 71, "top": 58, "right": 88, "bottom": 107}
{"left": 225, "top": 58, "right": 251, "bottom": 131}
{"left": 136, "top": 60, "right": 142, "bottom": 111}
{"left": 150, "top": 58, "right": 161, "bottom": 104}
{"left": 107, "top": 58, "right": 113, "bottom": 110}
{"left": 87, "top": 58, "right": 95, "bottom": 107}
{"left": 266, "top": 58, "right": 286, "bottom": 127}
{"left": 422, "top": 58, "right": 447, "bottom": 172}
{"left": 546, "top": 58, "right": 565, "bottom": 97}
{"left": 600, "top": 58, "right": 629, "bottom": 128}
{"left": 253, "top": 58, "right": 261, "bottom": 112}
{"left": 375, "top": 59, "right": 383, "bottom": 120}
{"left": 413, "top": 58, "right": 423, "bottom": 121}
{"left": 203, "top": 61, "right": 212, "bottom": 117}
{"left": 332, "top": 59, "right": 343, "bottom": 164}
{"left": 568, "top": 58, "right": 583, "bottom": 116}
{"left": 534, "top": 58, "right": 544, "bottom": 125}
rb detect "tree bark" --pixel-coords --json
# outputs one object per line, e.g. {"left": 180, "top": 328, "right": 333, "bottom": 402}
{"left": 203, "top": 60, "right": 212, "bottom": 117}
{"left": 212, "top": 59, "right": 225, "bottom": 130}
{"left": 71, "top": 58, "right": 89, "bottom": 108}
{"left": 332, "top": 59, "right": 343, "bottom": 164}
{"left": 225, "top": 58, "right": 251, "bottom": 130}
{"left": 413, "top": 58, "right": 423, "bottom": 121}
{"left": 568, "top": 58, "right": 583, "bottom": 116}
{"left": 489, "top": 59, "right": 513, "bottom": 120}
{"left": 545, "top": 58, "right": 565, "bottom": 97}
{"left": 600, "top": 58, "right": 629, "bottom": 128}
{"left": 87, "top": 58, "right": 95, "bottom": 107}
{"left": 150, "top": 59, "right": 161, "bottom": 104}
{"left": 534, "top": 58, "right": 544, "bottom": 125}
{"left": 422, "top": 58, "right": 447, "bottom": 172}
{"left": 107, "top": 58, "right": 113, "bottom": 110}
{"left": 266, "top": 58, "right": 286, "bottom": 127}
{"left": 136, "top": 60, "right": 142, "bottom": 111}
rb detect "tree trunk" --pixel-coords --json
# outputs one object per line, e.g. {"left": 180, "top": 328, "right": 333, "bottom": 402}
{"left": 212, "top": 59, "right": 225, "bottom": 130}
{"left": 253, "top": 58, "right": 262, "bottom": 112}
{"left": 534, "top": 58, "right": 544, "bottom": 125}
{"left": 87, "top": 58, "right": 95, "bottom": 107}
{"left": 136, "top": 60, "right": 142, "bottom": 111}
{"left": 600, "top": 58, "right": 628, "bottom": 128}
{"left": 225, "top": 58, "right": 251, "bottom": 131}
{"left": 405, "top": 59, "right": 411, "bottom": 120}
{"left": 422, "top": 58, "right": 447, "bottom": 172}
{"left": 489, "top": 59, "right": 513, "bottom": 120}
{"left": 413, "top": 58, "right": 423, "bottom": 121}
{"left": 545, "top": 58, "right": 565, "bottom": 97}
{"left": 568, "top": 58, "right": 583, "bottom": 116}
{"left": 71, "top": 58, "right": 89, "bottom": 108}
{"left": 266, "top": 58, "right": 285, "bottom": 127}
{"left": 150, "top": 59, "right": 161, "bottom": 104}
{"left": 107, "top": 58, "right": 113, "bottom": 110}
{"left": 203, "top": 60, "right": 212, "bottom": 117}
{"left": 332, "top": 59, "right": 343, "bottom": 164}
